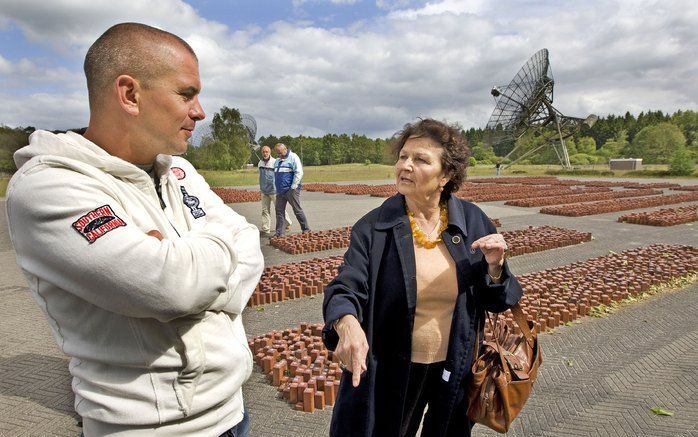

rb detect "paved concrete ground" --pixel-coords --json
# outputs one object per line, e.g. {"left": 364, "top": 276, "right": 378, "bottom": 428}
{"left": 1, "top": 178, "right": 697, "bottom": 436}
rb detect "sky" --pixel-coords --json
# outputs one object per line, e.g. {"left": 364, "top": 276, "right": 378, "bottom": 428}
{"left": 0, "top": 0, "right": 696, "bottom": 139}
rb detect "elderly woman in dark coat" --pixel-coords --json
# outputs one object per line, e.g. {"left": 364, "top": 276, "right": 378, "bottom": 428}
{"left": 322, "top": 119, "right": 523, "bottom": 437}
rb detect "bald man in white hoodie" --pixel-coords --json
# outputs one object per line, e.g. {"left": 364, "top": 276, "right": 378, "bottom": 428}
{"left": 5, "top": 23, "right": 263, "bottom": 437}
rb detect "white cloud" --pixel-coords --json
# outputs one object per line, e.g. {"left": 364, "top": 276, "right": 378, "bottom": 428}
{"left": 293, "top": 0, "right": 361, "bottom": 7}
{"left": 0, "top": 0, "right": 228, "bottom": 56}
{"left": 0, "top": 91, "right": 88, "bottom": 130}
{"left": 387, "top": 0, "right": 487, "bottom": 19}
{"left": 0, "top": 0, "right": 696, "bottom": 138}
{"left": 376, "top": 0, "right": 417, "bottom": 11}
{"left": 0, "top": 54, "right": 12, "bottom": 75}
{"left": 0, "top": 56, "right": 84, "bottom": 90}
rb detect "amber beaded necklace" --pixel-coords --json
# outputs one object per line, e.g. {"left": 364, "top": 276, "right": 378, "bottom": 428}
{"left": 407, "top": 203, "right": 448, "bottom": 249}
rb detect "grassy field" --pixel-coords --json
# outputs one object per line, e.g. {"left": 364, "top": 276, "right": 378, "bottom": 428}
{"left": 1, "top": 164, "right": 695, "bottom": 197}
{"left": 201, "top": 163, "right": 697, "bottom": 187}
{"left": 200, "top": 163, "right": 398, "bottom": 187}
{"left": 476, "top": 163, "right": 698, "bottom": 178}
{"left": 201, "top": 163, "right": 531, "bottom": 187}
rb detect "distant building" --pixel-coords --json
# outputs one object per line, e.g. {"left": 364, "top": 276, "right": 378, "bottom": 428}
{"left": 610, "top": 158, "right": 643, "bottom": 170}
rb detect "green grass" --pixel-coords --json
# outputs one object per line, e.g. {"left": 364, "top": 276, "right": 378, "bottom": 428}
{"left": 0, "top": 178, "right": 8, "bottom": 198}
{"left": 469, "top": 164, "right": 552, "bottom": 177}
{"left": 199, "top": 169, "right": 259, "bottom": 187}
{"left": 484, "top": 163, "right": 698, "bottom": 179}
{"left": 201, "top": 163, "right": 698, "bottom": 188}
{"left": 201, "top": 163, "right": 396, "bottom": 187}
{"left": 3, "top": 162, "right": 694, "bottom": 195}
{"left": 202, "top": 163, "right": 571, "bottom": 187}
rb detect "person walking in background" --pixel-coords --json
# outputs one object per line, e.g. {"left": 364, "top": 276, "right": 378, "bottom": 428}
{"left": 5, "top": 22, "right": 262, "bottom": 436}
{"left": 322, "top": 118, "right": 522, "bottom": 436}
{"left": 273, "top": 142, "right": 310, "bottom": 236}
{"left": 258, "top": 145, "right": 292, "bottom": 236}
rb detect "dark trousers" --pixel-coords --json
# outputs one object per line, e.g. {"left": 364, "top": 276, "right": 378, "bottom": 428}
{"left": 275, "top": 188, "right": 310, "bottom": 235}
{"left": 400, "top": 362, "right": 474, "bottom": 437}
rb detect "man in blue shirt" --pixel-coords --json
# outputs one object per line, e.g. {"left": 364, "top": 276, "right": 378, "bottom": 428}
{"left": 273, "top": 143, "right": 310, "bottom": 236}
{"left": 258, "top": 145, "right": 291, "bottom": 236}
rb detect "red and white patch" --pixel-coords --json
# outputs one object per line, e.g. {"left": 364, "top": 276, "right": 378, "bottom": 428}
{"left": 72, "top": 205, "right": 127, "bottom": 244}
{"left": 171, "top": 167, "right": 186, "bottom": 180}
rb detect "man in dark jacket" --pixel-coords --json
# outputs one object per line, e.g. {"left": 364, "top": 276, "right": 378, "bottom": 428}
{"left": 273, "top": 143, "right": 310, "bottom": 236}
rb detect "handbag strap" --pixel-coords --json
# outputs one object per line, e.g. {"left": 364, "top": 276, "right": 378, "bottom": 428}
{"left": 510, "top": 303, "right": 535, "bottom": 349}
{"left": 472, "top": 302, "right": 535, "bottom": 360}
{"left": 487, "top": 311, "right": 511, "bottom": 376}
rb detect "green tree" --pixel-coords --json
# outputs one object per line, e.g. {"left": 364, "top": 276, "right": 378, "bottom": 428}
{"left": 576, "top": 137, "right": 597, "bottom": 155}
{"left": 669, "top": 147, "right": 695, "bottom": 176}
{"left": 229, "top": 139, "right": 251, "bottom": 169}
{"left": 210, "top": 106, "right": 250, "bottom": 169}
{"left": 373, "top": 138, "right": 393, "bottom": 165}
{"left": 562, "top": 138, "right": 577, "bottom": 156}
{"left": 630, "top": 110, "right": 670, "bottom": 141}
{"left": 470, "top": 142, "right": 496, "bottom": 162}
{"left": 196, "top": 138, "right": 231, "bottom": 170}
{"left": 259, "top": 135, "right": 280, "bottom": 149}
{"left": 0, "top": 148, "right": 14, "bottom": 173}
{"left": 322, "top": 134, "right": 342, "bottom": 165}
{"left": 624, "top": 122, "right": 686, "bottom": 163}
{"left": 671, "top": 110, "right": 698, "bottom": 151}
{"left": 569, "top": 153, "right": 598, "bottom": 165}
{"left": 299, "top": 137, "right": 322, "bottom": 165}
{"left": 335, "top": 133, "right": 350, "bottom": 164}
{"left": 596, "top": 130, "right": 629, "bottom": 162}
{"left": 0, "top": 125, "right": 31, "bottom": 173}
{"left": 464, "top": 127, "right": 484, "bottom": 146}
{"left": 308, "top": 151, "right": 322, "bottom": 166}
{"left": 511, "top": 132, "right": 559, "bottom": 164}
{"left": 349, "top": 134, "right": 372, "bottom": 164}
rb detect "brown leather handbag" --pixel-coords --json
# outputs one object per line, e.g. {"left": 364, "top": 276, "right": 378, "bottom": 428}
{"left": 466, "top": 303, "right": 542, "bottom": 433}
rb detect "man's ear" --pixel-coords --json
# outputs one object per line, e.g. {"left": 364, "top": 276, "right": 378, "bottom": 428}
{"left": 115, "top": 75, "right": 141, "bottom": 116}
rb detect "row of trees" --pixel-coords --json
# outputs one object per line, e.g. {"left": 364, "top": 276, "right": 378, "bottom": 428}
{"left": 183, "top": 106, "right": 395, "bottom": 170}
{"left": 1, "top": 109, "right": 696, "bottom": 174}
{"left": 463, "top": 110, "right": 697, "bottom": 174}
{"left": 581, "top": 110, "right": 696, "bottom": 149}
{"left": 255, "top": 133, "right": 393, "bottom": 167}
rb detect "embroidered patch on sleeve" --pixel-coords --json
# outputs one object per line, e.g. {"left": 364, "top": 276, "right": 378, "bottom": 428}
{"left": 171, "top": 167, "right": 186, "bottom": 180}
{"left": 72, "top": 205, "right": 127, "bottom": 244}
{"left": 180, "top": 186, "right": 206, "bottom": 219}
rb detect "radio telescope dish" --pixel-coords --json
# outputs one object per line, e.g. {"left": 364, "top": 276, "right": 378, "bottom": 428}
{"left": 189, "top": 122, "right": 213, "bottom": 148}
{"left": 189, "top": 111, "right": 262, "bottom": 164}
{"left": 485, "top": 49, "right": 596, "bottom": 169}
{"left": 241, "top": 113, "right": 260, "bottom": 151}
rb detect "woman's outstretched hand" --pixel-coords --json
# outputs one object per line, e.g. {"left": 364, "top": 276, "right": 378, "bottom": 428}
{"left": 471, "top": 233, "right": 508, "bottom": 280}
{"left": 334, "top": 314, "right": 369, "bottom": 387}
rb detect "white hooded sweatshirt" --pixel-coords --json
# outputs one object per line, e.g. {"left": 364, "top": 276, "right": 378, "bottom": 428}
{"left": 6, "top": 131, "right": 264, "bottom": 436}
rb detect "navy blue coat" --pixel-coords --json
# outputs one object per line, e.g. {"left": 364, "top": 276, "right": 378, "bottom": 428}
{"left": 322, "top": 193, "right": 523, "bottom": 437}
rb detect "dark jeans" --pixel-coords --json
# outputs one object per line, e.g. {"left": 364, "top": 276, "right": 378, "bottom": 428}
{"left": 275, "top": 188, "right": 310, "bottom": 235}
{"left": 400, "top": 362, "right": 474, "bottom": 437}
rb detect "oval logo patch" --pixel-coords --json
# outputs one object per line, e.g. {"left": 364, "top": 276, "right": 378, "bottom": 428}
{"left": 171, "top": 167, "right": 186, "bottom": 180}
